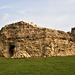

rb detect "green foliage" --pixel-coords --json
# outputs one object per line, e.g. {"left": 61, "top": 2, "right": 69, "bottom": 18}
{"left": 0, "top": 56, "right": 75, "bottom": 75}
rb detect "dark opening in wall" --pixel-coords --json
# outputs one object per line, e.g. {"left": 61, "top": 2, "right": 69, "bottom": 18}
{"left": 9, "top": 45, "right": 15, "bottom": 57}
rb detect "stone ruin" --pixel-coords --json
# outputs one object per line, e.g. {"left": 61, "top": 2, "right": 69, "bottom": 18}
{"left": 71, "top": 27, "right": 75, "bottom": 35}
{"left": 0, "top": 21, "right": 75, "bottom": 58}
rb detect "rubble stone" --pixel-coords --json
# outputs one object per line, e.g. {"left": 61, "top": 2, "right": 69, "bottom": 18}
{"left": 0, "top": 21, "right": 75, "bottom": 58}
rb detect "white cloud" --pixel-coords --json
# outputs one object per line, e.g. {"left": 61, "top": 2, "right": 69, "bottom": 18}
{"left": 19, "top": 10, "right": 26, "bottom": 15}
{"left": 68, "top": 0, "right": 75, "bottom": 3}
{"left": 18, "top": 8, "right": 35, "bottom": 15}
{"left": 2, "top": 13, "right": 9, "bottom": 20}
{"left": 0, "top": 13, "right": 9, "bottom": 23}
{"left": 0, "top": 13, "right": 10, "bottom": 29}
{"left": 0, "top": 6, "right": 10, "bottom": 10}
{"left": 55, "top": 14, "right": 72, "bottom": 23}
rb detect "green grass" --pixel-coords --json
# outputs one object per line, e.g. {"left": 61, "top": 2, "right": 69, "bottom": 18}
{"left": 0, "top": 56, "right": 75, "bottom": 75}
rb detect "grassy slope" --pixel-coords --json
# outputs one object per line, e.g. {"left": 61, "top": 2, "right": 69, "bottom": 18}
{"left": 0, "top": 56, "right": 75, "bottom": 75}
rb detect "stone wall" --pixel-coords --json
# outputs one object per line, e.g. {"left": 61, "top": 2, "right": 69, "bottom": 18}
{"left": 0, "top": 21, "right": 75, "bottom": 58}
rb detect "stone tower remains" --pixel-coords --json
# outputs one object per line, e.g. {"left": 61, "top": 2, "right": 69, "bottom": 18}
{"left": 71, "top": 27, "right": 75, "bottom": 35}
{"left": 0, "top": 21, "right": 75, "bottom": 58}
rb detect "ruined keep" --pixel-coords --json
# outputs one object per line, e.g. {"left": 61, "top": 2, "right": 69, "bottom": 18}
{"left": 0, "top": 21, "right": 75, "bottom": 58}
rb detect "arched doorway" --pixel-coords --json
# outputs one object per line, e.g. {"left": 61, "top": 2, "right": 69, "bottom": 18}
{"left": 9, "top": 45, "right": 15, "bottom": 57}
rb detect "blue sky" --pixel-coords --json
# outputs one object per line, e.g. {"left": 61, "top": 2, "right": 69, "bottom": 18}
{"left": 0, "top": 0, "right": 75, "bottom": 32}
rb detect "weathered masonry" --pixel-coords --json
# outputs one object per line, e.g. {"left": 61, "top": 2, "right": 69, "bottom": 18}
{"left": 0, "top": 21, "right": 75, "bottom": 58}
